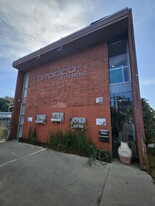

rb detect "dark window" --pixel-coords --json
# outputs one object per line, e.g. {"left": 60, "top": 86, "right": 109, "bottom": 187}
{"left": 108, "top": 40, "right": 130, "bottom": 84}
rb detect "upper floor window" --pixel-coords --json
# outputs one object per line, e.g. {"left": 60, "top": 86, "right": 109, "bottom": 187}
{"left": 108, "top": 40, "right": 131, "bottom": 84}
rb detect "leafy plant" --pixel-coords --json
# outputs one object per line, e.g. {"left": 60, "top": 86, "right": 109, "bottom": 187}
{"left": 0, "top": 96, "right": 13, "bottom": 112}
{"left": 49, "top": 129, "right": 97, "bottom": 160}
{"left": 111, "top": 96, "right": 133, "bottom": 142}
{"left": 141, "top": 98, "right": 155, "bottom": 144}
{"left": 0, "top": 127, "right": 5, "bottom": 140}
{"left": 27, "top": 127, "right": 38, "bottom": 144}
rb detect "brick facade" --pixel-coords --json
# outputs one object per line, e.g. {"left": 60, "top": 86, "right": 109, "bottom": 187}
{"left": 21, "top": 43, "right": 112, "bottom": 152}
{"left": 11, "top": 9, "right": 148, "bottom": 169}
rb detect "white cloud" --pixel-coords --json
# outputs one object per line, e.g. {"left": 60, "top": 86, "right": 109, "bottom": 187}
{"left": 140, "top": 79, "right": 155, "bottom": 86}
{"left": 0, "top": 0, "right": 103, "bottom": 98}
{"left": 0, "top": 0, "right": 97, "bottom": 59}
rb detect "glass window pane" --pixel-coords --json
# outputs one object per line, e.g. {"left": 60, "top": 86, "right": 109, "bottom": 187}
{"left": 110, "top": 91, "right": 132, "bottom": 107}
{"left": 21, "top": 104, "right": 25, "bottom": 114}
{"left": 108, "top": 40, "right": 131, "bottom": 84}
{"left": 124, "top": 67, "right": 130, "bottom": 82}
{"left": 108, "top": 40, "right": 127, "bottom": 58}
{"left": 19, "top": 126, "right": 23, "bottom": 138}
{"left": 109, "top": 69, "right": 123, "bottom": 84}
{"left": 20, "top": 115, "right": 24, "bottom": 125}
{"left": 109, "top": 54, "right": 127, "bottom": 69}
{"left": 24, "top": 73, "right": 29, "bottom": 89}
{"left": 23, "top": 88, "right": 27, "bottom": 98}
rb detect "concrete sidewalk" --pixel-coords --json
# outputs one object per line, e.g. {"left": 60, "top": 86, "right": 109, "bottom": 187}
{"left": 0, "top": 141, "right": 154, "bottom": 206}
{"left": 100, "top": 161, "right": 155, "bottom": 206}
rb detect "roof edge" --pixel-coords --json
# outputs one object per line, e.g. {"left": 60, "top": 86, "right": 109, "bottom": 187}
{"left": 13, "top": 7, "right": 131, "bottom": 69}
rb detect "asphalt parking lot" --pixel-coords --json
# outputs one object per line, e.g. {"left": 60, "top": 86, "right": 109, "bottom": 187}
{"left": 0, "top": 140, "right": 155, "bottom": 206}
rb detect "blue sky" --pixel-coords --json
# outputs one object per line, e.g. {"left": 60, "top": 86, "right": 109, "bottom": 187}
{"left": 0, "top": 0, "right": 155, "bottom": 108}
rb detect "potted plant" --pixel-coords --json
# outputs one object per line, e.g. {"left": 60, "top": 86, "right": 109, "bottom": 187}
{"left": 118, "top": 123, "right": 132, "bottom": 165}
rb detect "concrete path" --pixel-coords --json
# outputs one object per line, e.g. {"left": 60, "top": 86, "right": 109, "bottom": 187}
{"left": 0, "top": 140, "right": 154, "bottom": 206}
{"left": 100, "top": 161, "right": 155, "bottom": 206}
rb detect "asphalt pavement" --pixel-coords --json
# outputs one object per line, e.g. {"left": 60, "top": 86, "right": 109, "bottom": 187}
{"left": 0, "top": 140, "right": 154, "bottom": 206}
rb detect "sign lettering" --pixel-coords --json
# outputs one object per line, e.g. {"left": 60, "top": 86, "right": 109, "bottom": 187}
{"left": 37, "top": 66, "right": 87, "bottom": 82}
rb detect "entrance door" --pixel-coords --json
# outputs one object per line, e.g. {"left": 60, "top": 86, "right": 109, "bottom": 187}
{"left": 110, "top": 93, "right": 133, "bottom": 157}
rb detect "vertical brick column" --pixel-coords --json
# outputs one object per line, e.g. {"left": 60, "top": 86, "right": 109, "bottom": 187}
{"left": 9, "top": 71, "right": 24, "bottom": 140}
{"left": 128, "top": 10, "right": 148, "bottom": 170}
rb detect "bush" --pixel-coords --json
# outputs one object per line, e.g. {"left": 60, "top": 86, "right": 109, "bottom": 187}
{"left": 49, "top": 129, "right": 97, "bottom": 158}
{"left": 141, "top": 98, "right": 155, "bottom": 144}
{"left": 0, "top": 127, "right": 5, "bottom": 140}
{"left": 27, "top": 127, "right": 38, "bottom": 144}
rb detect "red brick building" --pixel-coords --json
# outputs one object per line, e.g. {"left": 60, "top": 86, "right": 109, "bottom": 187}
{"left": 11, "top": 8, "right": 148, "bottom": 169}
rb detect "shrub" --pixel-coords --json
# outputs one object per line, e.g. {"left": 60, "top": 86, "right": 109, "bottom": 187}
{"left": 49, "top": 129, "right": 97, "bottom": 158}
{"left": 27, "top": 127, "right": 38, "bottom": 144}
{"left": 0, "top": 127, "right": 5, "bottom": 140}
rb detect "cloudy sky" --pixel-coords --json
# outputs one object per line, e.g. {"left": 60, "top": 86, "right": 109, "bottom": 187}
{"left": 0, "top": 0, "right": 155, "bottom": 108}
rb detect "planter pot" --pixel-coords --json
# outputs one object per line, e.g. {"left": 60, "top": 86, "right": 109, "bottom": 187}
{"left": 118, "top": 142, "right": 132, "bottom": 165}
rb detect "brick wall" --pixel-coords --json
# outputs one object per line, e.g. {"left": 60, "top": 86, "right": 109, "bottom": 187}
{"left": 128, "top": 13, "right": 148, "bottom": 169}
{"left": 22, "top": 43, "right": 112, "bottom": 153}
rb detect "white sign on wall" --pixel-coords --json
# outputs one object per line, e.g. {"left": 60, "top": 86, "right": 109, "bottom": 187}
{"left": 28, "top": 117, "right": 33, "bottom": 122}
{"left": 96, "top": 118, "right": 106, "bottom": 126}
{"left": 96, "top": 97, "right": 103, "bottom": 103}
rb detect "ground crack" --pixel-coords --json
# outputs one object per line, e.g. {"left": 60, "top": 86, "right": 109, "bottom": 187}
{"left": 96, "top": 164, "right": 111, "bottom": 206}
{"left": 64, "top": 180, "right": 78, "bottom": 188}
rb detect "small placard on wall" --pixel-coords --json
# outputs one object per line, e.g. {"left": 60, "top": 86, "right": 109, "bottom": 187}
{"left": 96, "top": 97, "right": 103, "bottom": 103}
{"left": 28, "top": 117, "right": 33, "bottom": 122}
{"left": 96, "top": 118, "right": 106, "bottom": 126}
